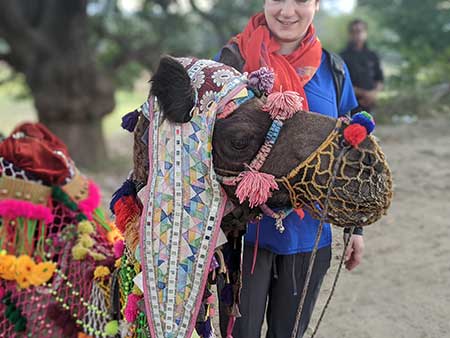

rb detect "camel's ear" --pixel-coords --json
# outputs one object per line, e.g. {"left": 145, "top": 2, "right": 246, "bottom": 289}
{"left": 150, "top": 56, "right": 195, "bottom": 123}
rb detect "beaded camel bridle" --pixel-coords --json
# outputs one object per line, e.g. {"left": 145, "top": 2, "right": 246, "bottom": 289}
{"left": 217, "top": 68, "right": 391, "bottom": 230}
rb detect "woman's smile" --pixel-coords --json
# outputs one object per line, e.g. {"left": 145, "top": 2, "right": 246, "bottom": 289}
{"left": 276, "top": 18, "right": 300, "bottom": 26}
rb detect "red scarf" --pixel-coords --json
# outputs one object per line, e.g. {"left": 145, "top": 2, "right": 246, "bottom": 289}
{"left": 234, "top": 13, "right": 322, "bottom": 110}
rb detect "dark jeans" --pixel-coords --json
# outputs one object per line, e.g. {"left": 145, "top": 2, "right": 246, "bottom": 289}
{"left": 218, "top": 244, "right": 331, "bottom": 338}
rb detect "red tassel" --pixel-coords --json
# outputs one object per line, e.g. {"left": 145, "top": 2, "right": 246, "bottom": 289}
{"left": 343, "top": 123, "right": 367, "bottom": 148}
{"left": 114, "top": 196, "right": 142, "bottom": 233}
{"left": 294, "top": 208, "right": 305, "bottom": 220}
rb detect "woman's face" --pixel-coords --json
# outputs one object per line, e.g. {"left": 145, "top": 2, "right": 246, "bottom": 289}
{"left": 264, "top": 0, "right": 319, "bottom": 43}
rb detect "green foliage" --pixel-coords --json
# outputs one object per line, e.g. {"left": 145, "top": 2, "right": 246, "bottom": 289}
{"left": 86, "top": 0, "right": 263, "bottom": 87}
{"left": 358, "top": 0, "right": 450, "bottom": 86}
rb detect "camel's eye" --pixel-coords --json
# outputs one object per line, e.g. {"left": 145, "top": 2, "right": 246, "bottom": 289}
{"left": 231, "top": 137, "right": 249, "bottom": 150}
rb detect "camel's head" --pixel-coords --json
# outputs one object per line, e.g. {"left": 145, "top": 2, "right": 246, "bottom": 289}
{"left": 213, "top": 101, "right": 392, "bottom": 227}
{"left": 134, "top": 56, "right": 393, "bottom": 228}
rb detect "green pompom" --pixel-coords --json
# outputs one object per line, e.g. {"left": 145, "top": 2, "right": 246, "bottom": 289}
{"left": 6, "top": 308, "right": 21, "bottom": 322}
{"left": 14, "top": 317, "right": 27, "bottom": 332}
{"left": 104, "top": 320, "right": 119, "bottom": 336}
{"left": 77, "top": 213, "right": 88, "bottom": 222}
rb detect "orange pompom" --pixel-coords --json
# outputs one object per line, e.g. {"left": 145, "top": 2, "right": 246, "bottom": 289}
{"left": 343, "top": 123, "right": 367, "bottom": 148}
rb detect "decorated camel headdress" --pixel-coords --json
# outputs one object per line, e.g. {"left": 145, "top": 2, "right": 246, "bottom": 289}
{"left": 0, "top": 123, "right": 120, "bottom": 337}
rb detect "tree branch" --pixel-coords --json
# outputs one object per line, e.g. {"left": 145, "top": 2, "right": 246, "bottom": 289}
{"left": 189, "top": 0, "right": 227, "bottom": 43}
{"left": 0, "top": 0, "right": 53, "bottom": 70}
{"left": 108, "top": 38, "right": 164, "bottom": 71}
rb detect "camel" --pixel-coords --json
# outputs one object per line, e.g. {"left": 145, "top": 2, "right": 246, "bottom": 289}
{"left": 116, "top": 56, "right": 392, "bottom": 338}
{"left": 0, "top": 56, "right": 392, "bottom": 338}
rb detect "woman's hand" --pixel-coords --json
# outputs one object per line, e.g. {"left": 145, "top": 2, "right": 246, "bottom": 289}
{"left": 344, "top": 234, "right": 365, "bottom": 271}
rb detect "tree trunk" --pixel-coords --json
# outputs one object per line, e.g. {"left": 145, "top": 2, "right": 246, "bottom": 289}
{"left": 0, "top": 0, "right": 115, "bottom": 170}
{"left": 29, "top": 54, "right": 115, "bottom": 169}
{"left": 44, "top": 119, "right": 107, "bottom": 170}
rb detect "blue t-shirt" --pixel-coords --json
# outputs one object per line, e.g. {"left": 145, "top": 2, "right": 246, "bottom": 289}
{"left": 214, "top": 50, "right": 358, "bottom": 254}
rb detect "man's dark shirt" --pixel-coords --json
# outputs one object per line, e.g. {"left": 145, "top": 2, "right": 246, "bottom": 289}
{"left": 340, "top": 43, "right": 383, "bottom": 90}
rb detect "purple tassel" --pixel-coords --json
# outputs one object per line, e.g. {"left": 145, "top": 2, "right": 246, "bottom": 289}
{"left": 220, "top": 284, "right": 234, "bottom": 306}
{"left": 121, "top": 109, "right": 140, "bottom": 132}
{"left": 248, "top": 67, "right": 275, "bottom": 95}
{"left": 196, "top": 318, "right": 213, "bottom": 338}
{"left": 110, "top": 179, "right": 137, "bottom": 214}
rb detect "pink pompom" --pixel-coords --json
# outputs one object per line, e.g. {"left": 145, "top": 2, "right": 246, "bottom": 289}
{"left": 235, "top": 170, "right": 279, "bottom": 208}
{"left": 206, "top": 295, "right": 216, "bottom": 305}
{"left": 0, "top": 286, "right": 5, "bottom": 299}
{"left": 78, "top": 181, "right": 101, "bottom": 220}
{"left": 344, "top": 123, "right": 368, "bottom": 148}
{"left": 0, "top": 199, "right": 54, "bottom": 224}
{"left": 124, "top": 294, "right": 142, "bottom": 323}
{"left": 263, "top": 91, "right": 303, "bottom": 120}
{"left": 114, "top": 240, "right": 125, "bottom": 259}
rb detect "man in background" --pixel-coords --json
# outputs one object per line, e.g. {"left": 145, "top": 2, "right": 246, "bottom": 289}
{"left": 341, "top": 19, "right": 384, "bottom": 114}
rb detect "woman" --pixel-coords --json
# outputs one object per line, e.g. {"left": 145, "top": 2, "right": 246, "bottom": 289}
{"left": 215, "top": 1, "right": 365, "bottom": 337}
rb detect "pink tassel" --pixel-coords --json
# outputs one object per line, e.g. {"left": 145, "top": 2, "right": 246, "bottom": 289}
{"left": 226, "top": 316, "right": 236, "bottom": 338}
{"left": 78, "top": 181, "right": 101, "bottom": 220}
{"left": 263, "top": 91, "right": 303, "bottom": 120}
{"left": 124, "top": 294, "right": 142, "bottom": 323}
{"left": 206, "top": 295, "right": 216, "bottom": 304}
{"left": 0, "top": 199, "right": 54, "bottom": 224}
{"left": 235, "top": 170, "right": 279, "bottom": 208}
{"left": 114, "top": 240, "right": 125, "bottom": 258}
{"left": 218, "top": 101, "right": 238, "bottom": 119}
{"left": 0, "top": 286, "right": 5, "bottom": 299}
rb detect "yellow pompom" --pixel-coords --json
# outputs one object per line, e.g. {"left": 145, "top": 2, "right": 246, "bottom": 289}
{"left": 90, "top": 252, "right": 106, "bottom": 261}
{"left": 79, "top": 234, "right": 95, "bottom": 248}
{"left": 114, "top": 258, "right": 122, "bottom": 268}
{"left": 78, "top": 221, "right": 95, "bottom": 234}
{"left": 104, "top": 320, "right": 119, "bottom": 336}
{"left": 0, "top": 254, "right": 17, "bottom": 280}
{"left": 132, "top": 285, "right": 143, "bottom": 296}
{"left": 72, "top": 244, "right": 89, "bottom": 260}
{"left": 94, "top": 266, "right": 111, "bottom": 279}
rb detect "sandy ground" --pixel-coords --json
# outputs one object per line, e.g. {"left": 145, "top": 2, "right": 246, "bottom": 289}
{"left": 309, "top": 118, "right": 450, "bottom": 338}
{"left": 90, "top": 117, "right": 450, "bottom": 338}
